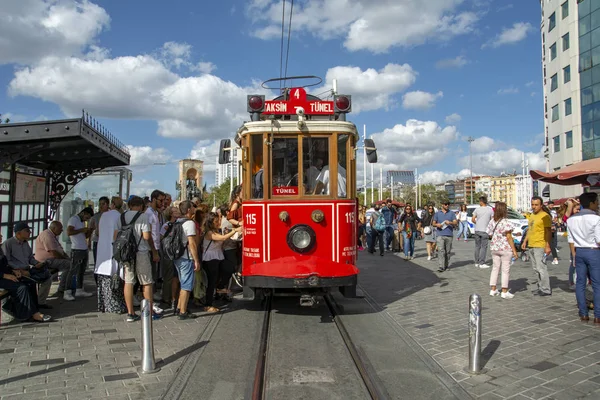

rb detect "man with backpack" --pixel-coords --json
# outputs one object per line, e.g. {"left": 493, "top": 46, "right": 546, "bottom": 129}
{"left": 368, "top": 204, "right": 385, "bottom": 256}
{"left": 114, "top": 196, "right": 159, "bottom": 322}
{"left": 163, "top": 200, "right": 200, "bottom": 320}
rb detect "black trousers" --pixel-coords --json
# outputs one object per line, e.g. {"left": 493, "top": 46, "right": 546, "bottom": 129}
{"left": 0, "top": 279, "right": 39, "bottom": 320}
{"left": 369, "top": 230, "right": 384, "bottom": 255}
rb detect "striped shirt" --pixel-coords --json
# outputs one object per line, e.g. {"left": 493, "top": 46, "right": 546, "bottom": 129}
{"left": 566, "top": 209, "right": 600, "bottom": 248}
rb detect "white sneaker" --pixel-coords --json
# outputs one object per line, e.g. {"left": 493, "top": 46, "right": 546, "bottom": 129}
{"left": 152, "top": 304, "right": 164, "bottom": 314}
{"left": 475, "top": 264, "right": 480, "bottom": 268}
{"left": 569, "top": 284, "right": 576, "bottom": 291}
{"left": 479, "top": 264, "right": 490, "bottom": 269}
{"left": 133, "top": 295, "right": 141, "bottom": 307}
{"left": 427, "top": 256, "right": 431, "bottom": 261}
{"left": 74, "top": 289, "right": 93, "bottom": 298}
{"left": 153, "top": 290, "right": 162, "bottom": 302}
{"left": 489, "top": 289, "right": 499, "bottom": 296}
{"left": 552, "top": 259, "right": 559, "bottom": 265}
{"left": 63, "top": 292, "right": 75, "bottom": 301}
{"left": 501, "top": 291, "right": 515, "bottom": 299}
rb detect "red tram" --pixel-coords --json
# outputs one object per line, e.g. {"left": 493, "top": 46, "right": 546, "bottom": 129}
{"left": 219, "top": 77, "right": 377, "bottom": 304}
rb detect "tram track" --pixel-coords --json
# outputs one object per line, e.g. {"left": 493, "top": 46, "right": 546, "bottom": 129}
{"left": 249, "top": 294, "right": 390, "bottom": 400}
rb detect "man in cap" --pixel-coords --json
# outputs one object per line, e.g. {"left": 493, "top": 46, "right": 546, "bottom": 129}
{"left": 1, "top": 222, "right": 53, "bottom": 308}
{"left": 66, "top": 207, "right": 95, "bottom": 301}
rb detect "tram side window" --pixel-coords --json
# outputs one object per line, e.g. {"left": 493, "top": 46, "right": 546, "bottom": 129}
{"left": 272, "top": 138, "right": 299, "bottom": 196}
{"left": 303, "top": 137, "right": 329, "bottom": 194}
{"left": 251, "top": 135, "right": 264, "bottom": 199}
{"left": 313, "top": 135, "right": 348, "bottom": 197}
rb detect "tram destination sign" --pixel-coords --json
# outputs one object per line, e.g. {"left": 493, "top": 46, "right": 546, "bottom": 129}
{"left": 263, "top": 87, "right": 334, "bottom": 115}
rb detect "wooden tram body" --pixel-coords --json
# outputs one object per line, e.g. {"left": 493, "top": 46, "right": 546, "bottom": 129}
{"left": 220, "top": 82, "right": 377, "bottom": 301}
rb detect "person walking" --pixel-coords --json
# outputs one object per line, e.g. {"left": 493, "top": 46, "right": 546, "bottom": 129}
{"left": 421, "top": 205, "right": 437, "bottom": 261}
{"left": 521, "top": 196, "right": 553, "bottom": 296}
{"left": 566, "top": 192, "right": 600, "bottom": 323}
{"left": 433, "top": 201, "right": 458, "bottom": 272}
{"left": 486, "top": 202, "right": 519, "bottom": 299}
{"left": 472, "top": 196, "right": 493, "bottom": 269}
{"left": 398, "top": 204, "right": 421, "bottom": 260}
{"left": 456, "top": 204, "right": 469, "bottom": 241}
{"left": 368, "top": 204, "right": 384, "bottom": 256}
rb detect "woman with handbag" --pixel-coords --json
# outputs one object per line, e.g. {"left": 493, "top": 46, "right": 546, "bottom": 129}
{"left": 398, "top": 205, "right": 421, "bottom": 260}
{"left": 456, "top": 204, "right": 469, "bottom": 241}
{"left": 95, "top": 197, "right": 127, "bottom": 313}
{"left": 0, "top": 234, "right": 51, "bottom": 322}
{"left": 486, "top": 202, "right": 519, "bottom": 299}
{"left": 421, "top": 205, "right": 437, "bottom": 261}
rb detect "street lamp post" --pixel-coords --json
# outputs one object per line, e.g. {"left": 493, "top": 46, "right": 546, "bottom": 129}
{"left": 468, "top": 136, "right": 475, "bottom": 204}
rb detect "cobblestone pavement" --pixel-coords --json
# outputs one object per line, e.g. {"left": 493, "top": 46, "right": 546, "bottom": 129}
{"left": 357, "top": 236, "right": 600, "bottom": 400}
{"left": 0, "top": 271, "right": 215, "bottom": 400}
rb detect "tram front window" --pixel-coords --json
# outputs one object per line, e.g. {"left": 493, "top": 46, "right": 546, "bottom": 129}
{"left": 303, "top": 137, "right": 329, "bottom": 194}
{"left": 313, "top": 135, "right": 348, "bottom": 198}
{"left": 272, "top": 138, "right": 299, "bottom": 196}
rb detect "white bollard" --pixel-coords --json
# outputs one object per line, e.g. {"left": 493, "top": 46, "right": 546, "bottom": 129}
{"left": 138, "top": 299, "right": 160, "bottom": 374}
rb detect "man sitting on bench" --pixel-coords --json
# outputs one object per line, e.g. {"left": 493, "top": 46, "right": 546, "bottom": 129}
{"left": 0, "top": 232, "right": 51, "bottom": 322}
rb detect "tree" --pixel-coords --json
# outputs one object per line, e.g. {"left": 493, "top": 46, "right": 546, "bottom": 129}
{"left": 205, "top": 178, "right": 237, "bottom": 208}
{"left": 473, "top": 191, "right": 486, "bottom": 202}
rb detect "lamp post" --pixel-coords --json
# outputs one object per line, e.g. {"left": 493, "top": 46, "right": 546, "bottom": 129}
{"left": 467, "top": 136, "right": 475, "bottom": 204}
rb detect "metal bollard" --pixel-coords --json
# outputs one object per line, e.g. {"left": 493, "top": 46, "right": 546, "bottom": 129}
{"left": 468, "top": 294, "right": 482, "bottom": 374}
{"left": 138, "top": 299, "right": 160, "bottom": 374}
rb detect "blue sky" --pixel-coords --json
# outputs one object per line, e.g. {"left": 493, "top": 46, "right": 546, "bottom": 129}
{"left": 0, "top": 0, "right": 545, "bottom": 197}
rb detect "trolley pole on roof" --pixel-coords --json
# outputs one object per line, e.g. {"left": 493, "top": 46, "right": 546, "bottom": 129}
{"left": 363, "top": 125, "right": 367, "bottom": 206}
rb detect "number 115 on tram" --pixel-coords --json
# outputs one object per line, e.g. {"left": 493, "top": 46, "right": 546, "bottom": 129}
{"left": 219, "top": 82, "right": 377, "bottom": 302}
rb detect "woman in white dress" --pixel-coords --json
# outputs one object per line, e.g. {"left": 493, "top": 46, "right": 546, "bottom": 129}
{"left": 94, "top": 197, "right": 126, "bottom": 313}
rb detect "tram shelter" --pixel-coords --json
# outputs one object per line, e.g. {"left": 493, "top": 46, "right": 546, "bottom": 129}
{"left": 0, "top": 112, "right": 130, "bottom": 243}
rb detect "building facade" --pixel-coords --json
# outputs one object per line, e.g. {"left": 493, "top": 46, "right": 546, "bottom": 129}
{"left": 445, "top": 181, "right": 456, "bottom": 204}
{"left": 475, "top": 176, "right": 493, "bottom": 200}
{"left": 214, "top": 149, "right": 240, "bottom": 187}
{"left": 541, "top": 0, "right": 598, "bottom": 199}
{"left": 490, "top": 174, "right": 517, "bottom": 209}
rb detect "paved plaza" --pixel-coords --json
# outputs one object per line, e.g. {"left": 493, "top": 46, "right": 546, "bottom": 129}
{"left": 0, "top": 236, "right": 598, "bottom": 399}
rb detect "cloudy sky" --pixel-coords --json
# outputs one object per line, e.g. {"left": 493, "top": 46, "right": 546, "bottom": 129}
{"left": 0, "top": 0, "right": 544, "bottom": 196}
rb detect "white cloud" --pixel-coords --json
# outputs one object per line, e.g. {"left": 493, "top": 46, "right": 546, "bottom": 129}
{"left": 525, "top": 81, "right": 535, "bottom": 87}
{"left": 460, "top": 148, "right": 545, "bottom": 175}
{"left": 436, "top": 55, "right": 469, "bottom": 69}
{"left": 160, "top": 41, "right": 193, "bottom": 69}
{"left": 497, "top": 86, "right": 519, "bottom": 95}
{"left": 0, "top": 0, "right": 110, "bottom": 65}
{"left": 189, "top": 140, "right": 222, "bottom": 174}
{"left": 195, "top": 62, "right": 216, "bottom": 74}
{"left": 368, "top": 119, "right": 459, "bottom": 171}
{"left": 470, "top": 136, "right": 496, "bottom": 153}
{"left": 420, "top": 169, "right": 472, "bottom": 184}
{"left": 126, "top": 145, "right": 173, "bottom": 166}
{"left": 402, "top": 91, "right": 443, "bottom": 110}
{"left": 247, "top": 0, "right": 480, "bottom": 53}
{"left": 483, "top": 22, "right": 533, "bottom": 48}
{"left": 319, "top": 64, "right": 417, "bottom": 112}
{"left": 130, "top": 179, "right": 160, "bottom": 197}
{"left": 445, "top": 113, "right": 462, "bottom": 124}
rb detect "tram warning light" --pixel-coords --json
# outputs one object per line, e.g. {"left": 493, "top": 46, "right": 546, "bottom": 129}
{"left": 334, "top": 95, "right": 351, "bottom": 113}
{"left": 247, "top": 95, "right": 265, "bottom": 112}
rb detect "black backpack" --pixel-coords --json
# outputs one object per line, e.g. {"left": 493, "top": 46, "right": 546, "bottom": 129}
{"left": 113, "top": 212, "right": 143, "bottom": 264}
{"left": 162, "top": 220, "right": 188, "bottom": 261}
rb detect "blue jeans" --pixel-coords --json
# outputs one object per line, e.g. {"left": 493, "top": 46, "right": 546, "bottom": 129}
{"left": 456, "top": 221, "right": 468, "bottom": 240}
{"left": 384, "top": 226, "right": 394, "bottom": 250}
{"left": 174, "top": 257, "right": 195, "bottom": 292}
{"left": 575, "top": 248, "right": 600, "bottom": 318}
{"left": 569, "top": 257, "right": 575, "bottom": 285}
{"left": 402, "top": 231, "right": 415, "bottom": 257}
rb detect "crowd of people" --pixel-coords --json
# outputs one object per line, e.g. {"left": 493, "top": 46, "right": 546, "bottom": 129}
{"left": 0, "top": 187, "right": 245, "bottom": 323}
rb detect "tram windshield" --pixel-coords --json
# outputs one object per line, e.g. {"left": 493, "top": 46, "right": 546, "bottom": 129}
{"left": 249, "top": 132, "right": 352, "bottom": 199}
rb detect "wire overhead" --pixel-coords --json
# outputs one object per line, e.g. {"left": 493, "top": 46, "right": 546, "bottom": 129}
{"left": 279, "top": 0, "right": 286, "bottom": 90}
{"left": 284, "top": 0, "right": 294, "bottom": 88}
{"left": 277, "top": 0, "right": 295, "bottom": 91}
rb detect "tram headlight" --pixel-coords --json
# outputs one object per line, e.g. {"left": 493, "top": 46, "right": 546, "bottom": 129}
{"left": 287, "top": 224, "right": 316, "bottom": 254}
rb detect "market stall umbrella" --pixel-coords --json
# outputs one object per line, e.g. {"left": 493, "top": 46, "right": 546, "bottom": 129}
{"left": 530, "top": 158, "right": 600, "bottom": 186}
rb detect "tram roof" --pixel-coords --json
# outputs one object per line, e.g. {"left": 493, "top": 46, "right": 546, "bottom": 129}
{"left": 236, "top": 120, "right": 359, "bottom": 144}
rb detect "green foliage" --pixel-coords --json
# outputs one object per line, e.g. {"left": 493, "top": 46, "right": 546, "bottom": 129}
{"left": 206, "top": 178, "right": 237, "bottom": 208}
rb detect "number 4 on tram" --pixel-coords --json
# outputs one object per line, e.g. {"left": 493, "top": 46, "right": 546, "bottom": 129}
{"left": 219, "top": 79, "right": 377, "bottom": 303}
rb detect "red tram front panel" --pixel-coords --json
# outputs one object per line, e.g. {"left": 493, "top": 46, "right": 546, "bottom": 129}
{"left": 241, "top": 200, "right": 358, "bottom": 285}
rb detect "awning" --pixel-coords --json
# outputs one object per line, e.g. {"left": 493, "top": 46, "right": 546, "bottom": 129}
{"left": 530, "top": 158, "right": 600, "bottom": 186}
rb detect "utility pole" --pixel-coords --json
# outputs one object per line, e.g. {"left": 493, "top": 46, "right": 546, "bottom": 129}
{"left": 391, "top": 176, "right": 394, "bottom": 201}
{"left": 370, "top": 136, "right": 374, "bottom": 204}
{"left": 379, "top": 166, "right": 383, "bottom": 201}
{"left": 468, "top": 136, "right": 475, "bottom": 204}
{"left": 363, "top": 125, "right": 367, "bottom": 206}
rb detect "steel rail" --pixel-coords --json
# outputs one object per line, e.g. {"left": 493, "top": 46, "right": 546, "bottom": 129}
{"left": 250, "top": 295, "right": 273, "bottom": 400}
{"left": 324, "top": 294, "right": 391, "bottom": 400}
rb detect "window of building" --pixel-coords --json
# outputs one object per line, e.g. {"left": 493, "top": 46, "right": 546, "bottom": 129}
{"left": 551, "top": 73, "right": 558, "bottom": 91}
{"left": 565, "top": 97, "right": 572, "bottom": 115}
{"left": 592, "top": 9, "right": 600, "bottom": 31}
{"left": 580, "top": 50, "right": 592, "bottom": 72}
{"left": 579, "top": 0, "right": 591, "bottom": 18}
{"left": 564, "top": 65, "right": 571, "bottom": 83}
{"left": 550, "top": 42, "right": 557, "bottom": 60}
{"left": 565, "top": 130, "right": 573, "bottom": 148}
{"left": 580, "top": 14, "right": 591, "bottom": 36}
{"left": 549, "top": 12, "right": 556, "bottom": 32}
{"left": 592, "top": 26, "right": 600, "bottom": 47}
{"left": 580, "top": 32, "right": 591, "bottom": 53}
{"left": 562, "top": 1, "right": 570, "bottom": 18}
{"left": 562, "top": 33, "right": 570, "bottom": 51}
{"left": 552, "top": 104, "right": 559, "bottom": 122}
{"left": 553, "top": 135, "right": 560, "bottom": 152}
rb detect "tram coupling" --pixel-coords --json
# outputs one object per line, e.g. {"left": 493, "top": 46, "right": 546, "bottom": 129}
{"left": 299, "top": 294, "right": 319, "bottom": 307}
